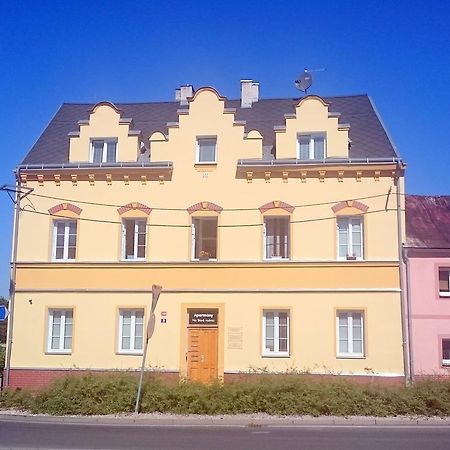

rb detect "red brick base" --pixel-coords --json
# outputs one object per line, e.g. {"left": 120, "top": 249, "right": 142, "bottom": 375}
{"left": 223, "top": 372, "right": 406, "bottom": 385}
{"left": 5, "top": 368, "right": 179, "bottom": 391}
{"left": 4, "top": 368, "right": 408, "bottom": 391}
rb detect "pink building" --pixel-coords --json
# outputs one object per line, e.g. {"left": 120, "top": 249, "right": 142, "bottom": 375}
{"left": 404, "top": 195, "right": 450, "bottom": 377}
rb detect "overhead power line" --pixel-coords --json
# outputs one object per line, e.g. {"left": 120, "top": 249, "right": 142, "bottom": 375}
{"left": 20, "top": 206, "right": 397, "bottom": 229}
{"left": 24, "top": 191, "right": 393, "bottom": 212}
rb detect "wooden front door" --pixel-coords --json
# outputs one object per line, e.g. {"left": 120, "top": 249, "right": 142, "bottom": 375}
{"left": 187, "top": 327, "right": 218, "bottom": 383}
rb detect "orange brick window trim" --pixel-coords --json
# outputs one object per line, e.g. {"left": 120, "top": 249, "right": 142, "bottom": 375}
{"left": 187, "top": 201, "right": 223, "bottom": 214}
{"left": 259, "top": 201, "right": 295, "bottom": 214}
{"left": 331, "top": 200, "right": 369, "bottom": 214}
{"left": 117, "top": 203, "right": 152, "bottom": 215}
{"left": 48, "top": 203, "right": 82, "bottom": 216}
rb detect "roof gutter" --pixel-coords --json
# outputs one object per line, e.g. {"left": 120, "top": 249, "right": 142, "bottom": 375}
{"left": 16, "top": 161, "right": 173, "bottom": 172}
{"left": 237, "top": 157, "right": 404, "bottom": 167}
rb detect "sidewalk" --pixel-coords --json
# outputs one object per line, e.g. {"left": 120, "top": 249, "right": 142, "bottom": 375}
{"left": 1, "top": 409, "right": 450, "bottom": 427}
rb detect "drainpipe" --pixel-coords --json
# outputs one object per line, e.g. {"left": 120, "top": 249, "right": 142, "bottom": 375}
{"left": 395, "top": 164, "right": 410, "bottom": 386}
{"left": 402, "top": 246, "right": 414, "bottom": 383}
{"left": 4, "top": 179, "right": 21, "bottom": 387}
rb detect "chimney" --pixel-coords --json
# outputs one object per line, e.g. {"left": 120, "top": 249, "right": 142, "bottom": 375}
{"left": 175, "top": 84, "right": 194, "bottom": 106}
{"left": 240, "top": 79, "right": 259, "bottom": 108}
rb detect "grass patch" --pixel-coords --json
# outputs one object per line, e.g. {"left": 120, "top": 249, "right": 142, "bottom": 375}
{"left": 2, "top": 373, "right": 450, "bottom": 416}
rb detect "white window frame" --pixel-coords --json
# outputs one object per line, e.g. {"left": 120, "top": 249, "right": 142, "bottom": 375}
{"left": 52, "top": 220, "right": 77, "bottom": 261}
{"left": 121, "top": 219, "right": 147, "bottom": 261}
{"left": 90, "top": 139, "right": 118, "bottom": 163}
{"left": 196, "top": 137, "right": 217, "bottom": 164}
{"left": 263, "top": 216, "right": 290, "bottom": 260}
{"left": 191, "top": 217, "right": 218, "bottom": 261}
{"left": 439, "top": 268, "right": 450, "bottom": 297}
{"left": 47, "top": 309, "right": 73, "bottom": 354}
{"left": 262, "top": 310, "right": 290, "bottom": 357}
{"left": 297, "top": 133, "right": 326, "bottom": 160}
{"left": 337, "top": 216, "right": 364, "bottom": 261}
{"left": 336, "top": 311, "right": 364, "bottom": 358}
{"left": 118, "top": 309, "right": 144, "bottom": 354}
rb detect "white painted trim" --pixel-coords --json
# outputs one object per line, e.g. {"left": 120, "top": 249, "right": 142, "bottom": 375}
{"left": 195, "top": 137, "right": 217, "bottom": 164}
{"left": 262, "top": 310, "right": 290, "bottom": 357}
{"left": 337, "top": 216, "right": 364, "bottom": 261}
{"left": 47, "top": 309, "right": 72, "bottom": 353}
{"left": 118, "top": 309, "right": 144, "bottom": 354}
{"left": 89, "top": 139, "right": 118, "bottom": 163}
{"left": 52, "top": 220, "right": 77, "bottom": 261}
{"left": 336, "top": 311, "right": 364, "bottom": 358}
{"left": 121, "top": 219, "right": 147, "bottom": 261}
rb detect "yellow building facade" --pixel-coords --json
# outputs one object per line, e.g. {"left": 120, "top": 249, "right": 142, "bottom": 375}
{"left": 6, "top": 82, "right": 406, "bottom": 388}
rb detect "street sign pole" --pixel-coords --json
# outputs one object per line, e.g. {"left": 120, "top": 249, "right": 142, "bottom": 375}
{"left": 134, "top": 284, "right": 162, "bottom": 414}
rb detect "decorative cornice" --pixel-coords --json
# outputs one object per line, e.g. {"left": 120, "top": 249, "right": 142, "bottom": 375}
{"left": 48, "top": 203, "right": 82, "bottom": 216}
{"left": 117, "top": 202, "right": 152, "bottom": 215}
{"left": 259, "top": 201, "right": 295, "bottom": 214}
{"left": 190, "top": 86, "right": 226, "bottom": 102}
{"left": 90, "top": 101, "right": 122, "bottom": 114}
{"left": 187, "top": 201, "right": 223, "bottom": 214}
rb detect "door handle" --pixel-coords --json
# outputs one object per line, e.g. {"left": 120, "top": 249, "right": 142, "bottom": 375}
{"left": 201, "top": 354, "right": 204, "bottom": 362}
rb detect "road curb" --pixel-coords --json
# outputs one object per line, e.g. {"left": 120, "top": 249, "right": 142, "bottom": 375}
{"left": 1, "top": 411, "right": 450, "bottom": 427}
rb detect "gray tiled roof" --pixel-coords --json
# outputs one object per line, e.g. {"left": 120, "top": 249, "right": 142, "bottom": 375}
{"left": 406, "top": 195, "right": 450, "bottom": 249}
{"left": 21, "top": 94, "right": 399, "bottom": 165}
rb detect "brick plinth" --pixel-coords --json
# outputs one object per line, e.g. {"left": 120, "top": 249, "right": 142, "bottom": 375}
{"left": 6, "top": 368, "right": 179, "bottom": 391}
{"left": 223, "top": 372, "right": 405, "bottom": 385}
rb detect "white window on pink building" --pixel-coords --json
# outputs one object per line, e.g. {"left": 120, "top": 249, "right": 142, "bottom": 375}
{"left": 442, "top": 339, "right": 450, "bottom": 366}
{"left": 439, "top": 268, "right": 450, "bottom": 297}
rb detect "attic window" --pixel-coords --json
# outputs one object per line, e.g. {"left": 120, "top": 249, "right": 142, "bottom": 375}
{"left": 298, "top": 133, "right": 326, "bottom": 160}
{"left": 196, "top": 137, "right": 217, "bottom": 164}
{"left": 91, "top": 139, "right": 117, "bottom": 163}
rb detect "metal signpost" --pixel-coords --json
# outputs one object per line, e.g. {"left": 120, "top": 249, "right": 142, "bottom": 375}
{"left": 134, "top": 284, "right": 162, "bottom": 414}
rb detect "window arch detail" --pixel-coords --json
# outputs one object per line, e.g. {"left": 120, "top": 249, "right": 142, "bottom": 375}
{"left": 187, "top": 201, "right": 223, "bottom": 214}
{"left": 48, "top": 203, "right": 82, "bottom": 216}
{"left": 331, "top": 200, "right": 369, "bottom": 214}
{"left": 117, "top": 203, "right": 152, "bottom": 215}
{"left": 259, "top": 201, "right": 294, "bottom": 214}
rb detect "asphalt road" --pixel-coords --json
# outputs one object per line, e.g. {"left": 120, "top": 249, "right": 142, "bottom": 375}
{"left": 1, "top": 418, "right": 450, "bottom": 450}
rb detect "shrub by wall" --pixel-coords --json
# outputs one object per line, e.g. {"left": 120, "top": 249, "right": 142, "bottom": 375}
{"left": 2, "top": 373, "right": 450, "bottom": 417}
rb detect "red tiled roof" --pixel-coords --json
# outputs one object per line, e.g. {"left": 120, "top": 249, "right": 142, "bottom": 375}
{"left": 405, "top": 195, "right": 450, "bottom": 249}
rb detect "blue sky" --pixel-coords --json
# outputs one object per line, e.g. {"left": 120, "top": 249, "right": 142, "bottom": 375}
{"left": 0, "top": 0, "right": 449, "bottom": 298}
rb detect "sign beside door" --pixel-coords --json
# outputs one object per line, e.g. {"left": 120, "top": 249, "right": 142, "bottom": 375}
{"left": 188, "top": 309, "right": 218, "bottom": 325}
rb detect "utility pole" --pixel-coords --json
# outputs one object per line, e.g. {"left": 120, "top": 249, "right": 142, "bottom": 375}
{"left": 1, "top": 183, "right": 33, "bottom": 387}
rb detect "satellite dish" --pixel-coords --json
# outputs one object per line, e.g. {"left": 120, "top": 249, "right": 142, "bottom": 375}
{"left": 295, "top": 71, "right": 313, "bottom": 94}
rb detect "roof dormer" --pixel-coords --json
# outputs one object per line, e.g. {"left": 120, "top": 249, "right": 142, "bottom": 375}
{"left": 68, "top": 102, "right": 142, "bottom": 163}
{"left": 275, "top": 95, "right": 350, "bottom": 160}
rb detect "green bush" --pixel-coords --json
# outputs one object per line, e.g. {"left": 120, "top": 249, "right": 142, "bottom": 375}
{"left": 0, "top": 346, "right": 5, "bottom": 371}
{"left": 2, "top": 373, "right": 450, "bottom": 417}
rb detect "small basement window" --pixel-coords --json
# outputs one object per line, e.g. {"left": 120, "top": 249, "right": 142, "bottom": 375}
{"left": 439, "top": 268, "right": 450, "bottom": 297}
{"left": 442, "top": 339, "right": 450, "bottom": 366}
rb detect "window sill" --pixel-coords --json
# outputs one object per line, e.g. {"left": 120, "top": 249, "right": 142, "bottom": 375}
{"left": 336, "top": 354, "right": 365, "bottom": 359}
{"left": 337, "top": 258, "right": 364, "bottom": 262}
{"left": 117, "top": 351, "right": 144, "bottom": 356}
{"left": 191, "top": 258, "right": 218, "bottom": 262}
{"left": 262, "top": 353, "right": 290, "bottom": 358}
{"left": 263, "top": 257, "right": 290, "bottom": 261}
{"left": 121, "top": 258, "right": 147, "bottom": 262}
{"left": 52, "top": 259, "right": 76, "bottom": 263}
{"left": 46, "top": 350, "right": 72, "bottom": 355}
{"left": 439, "top": 292, "right": 450, "bottom": 298}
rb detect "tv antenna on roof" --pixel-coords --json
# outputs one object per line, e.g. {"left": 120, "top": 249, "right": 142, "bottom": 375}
{"left": 295, "top": 68, "right": 325, "bottom": 95}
